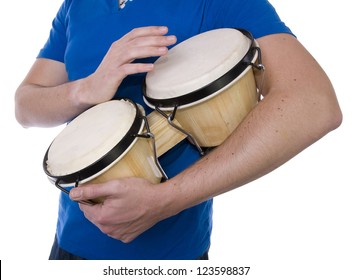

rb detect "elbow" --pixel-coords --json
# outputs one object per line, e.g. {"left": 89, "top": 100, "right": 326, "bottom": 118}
{"left": 14, "top": 89, "right": 31, "bottom": 128}
{"left": 329, "top": 104, "right": 343, "bottom": 131}
{"left": 318, "top": 88, "right": 343, "bottom": 135}
{"left": 15, "top": 109, "right": 28, "bottom": 129}
{"left": 326, "top": 88, "right": 343, "bottom": 132}
{"left": 14, "top": 107, "right": 29, "bottom": 128}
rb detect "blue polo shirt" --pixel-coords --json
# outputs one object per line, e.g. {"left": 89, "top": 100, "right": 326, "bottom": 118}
{"left": 38, "top": 0, "right": 292, "bottom": 259}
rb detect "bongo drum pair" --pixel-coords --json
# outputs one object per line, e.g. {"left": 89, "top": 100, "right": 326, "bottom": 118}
{"left": 43, "top": 28, "right": 264, "bottom": 204}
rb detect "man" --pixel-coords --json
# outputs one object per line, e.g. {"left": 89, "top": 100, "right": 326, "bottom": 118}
{"left": 15, "top": 0, "right": 342, "bottom": 259}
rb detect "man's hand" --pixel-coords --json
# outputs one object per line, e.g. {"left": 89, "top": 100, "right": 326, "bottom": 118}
{"left": 69, "top": 177, "right": 174, "bottom": 243}
{"left": 81, "top": 26, "right": 177, "bottom": 105}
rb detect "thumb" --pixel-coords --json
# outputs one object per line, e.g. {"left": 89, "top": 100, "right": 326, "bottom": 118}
{"left": 69, "top": 184, "right": 104, "bottom": 201}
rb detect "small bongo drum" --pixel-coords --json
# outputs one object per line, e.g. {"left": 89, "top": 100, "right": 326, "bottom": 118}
{"left": 43, "top": 99, "right": 170, "bottom": 203}
{"left": 143, "top": 28, "right": 264, "bottom": 149}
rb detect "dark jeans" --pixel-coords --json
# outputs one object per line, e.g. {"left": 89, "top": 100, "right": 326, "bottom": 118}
{"left": 49, "top": 236, "right": 85, "bottom": 260}
{"left": 49, "top": 236, "right": 208, "bottom": 260}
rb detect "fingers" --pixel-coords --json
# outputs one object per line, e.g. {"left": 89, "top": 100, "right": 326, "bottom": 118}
{"left": 112, "top": 26, "right": 177, "bottom": 61}
{"left": 124, "top": 33, "right": 177, "bottom": 50}
{"left": 69, "top": 178, "right": 160, "bottom": 243}
{"left": 69, "top": 183, "right": 140, "bottom": 243}
{"left": 105, "top": 226, "right": 143, "bottom": 243}
{"left": 122, "top": 26, "right": 170, "bottom": 42}
{"left": 90, "top": 25, "right": 176, "bottom": 100}
{"left": 115, "top": 63, "right": 153, "bottom": 78}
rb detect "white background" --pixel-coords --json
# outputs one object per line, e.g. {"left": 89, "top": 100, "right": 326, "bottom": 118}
{"left": 1, "top": 1, "right": 351, "bottom": 279}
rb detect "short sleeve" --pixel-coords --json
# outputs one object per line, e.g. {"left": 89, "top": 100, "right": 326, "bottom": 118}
{"left": 37, "top": 0, "right": 70, "bottom": 62}
{"left": 202, "top": 0, "right": 294, "bottom": 39}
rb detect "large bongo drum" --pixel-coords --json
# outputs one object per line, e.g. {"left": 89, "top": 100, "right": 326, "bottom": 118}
{"left": 143, "top": 28, "right": 264, "bottom": 148}
{"left": 43, "top": 99, "right": 175, "bottom": 203}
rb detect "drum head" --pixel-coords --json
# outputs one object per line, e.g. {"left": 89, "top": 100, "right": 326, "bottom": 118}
{"left": 43, "top": 99, "right": 144, "bottom": 185}
{"left": 143, "top": 28, "right": 257, "bottom": 109}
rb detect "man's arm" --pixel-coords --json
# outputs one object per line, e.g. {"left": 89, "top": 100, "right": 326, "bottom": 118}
{"left": 164, "top": 33, "right": 343, "bottom": 209}
{"left": 14, "top": 26, "right": 176, "bottom": 128}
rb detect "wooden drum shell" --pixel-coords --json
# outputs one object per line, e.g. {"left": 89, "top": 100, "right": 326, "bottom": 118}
{"left": 167, "top": 68, "right": 258, "bottom": 147}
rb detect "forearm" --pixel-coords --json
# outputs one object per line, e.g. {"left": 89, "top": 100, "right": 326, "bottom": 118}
{"left": 14, "top": 57, "right": 96, "bottom": 128}
{"left": 165, "top": 93, "right": 337, "bottom": 209}
{"left": 15, "top": 79, "right": 91, "bottom": 128}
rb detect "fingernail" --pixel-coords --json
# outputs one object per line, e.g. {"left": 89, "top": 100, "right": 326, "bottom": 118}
{"left": 157, "top": 47, "right": 167, "bottom": 55}
{"left": 167, "top": 35, "right": 176, "bottom": 42}
{"left": 159, "top": 26, "right": 168, "bottom": 32}
{"left": 70, "top": 188, "right": 82, "bottom": 199}
{"left": 145, "top": 64, "right": 154, "bottom": 71}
